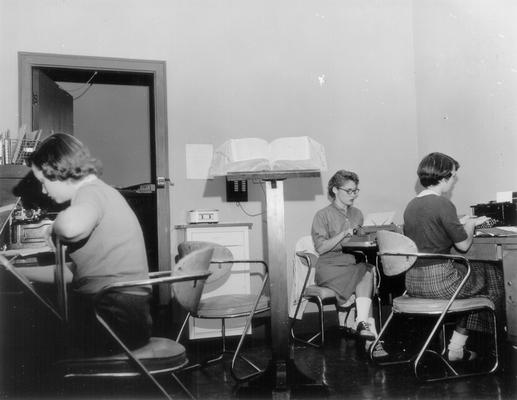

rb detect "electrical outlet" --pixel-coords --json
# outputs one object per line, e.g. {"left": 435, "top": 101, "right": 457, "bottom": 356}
{"left": 226, "top": 179, "right": 248, "bottom": 202}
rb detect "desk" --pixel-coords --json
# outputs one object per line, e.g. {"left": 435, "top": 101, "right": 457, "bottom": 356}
{"left": 0, "top": 245, "right": 62, "bottom": 321}
{"left": 457, "top": 236, "right": 517, "bottom": 344}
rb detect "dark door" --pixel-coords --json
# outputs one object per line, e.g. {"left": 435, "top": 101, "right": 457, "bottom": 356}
{"left": 32, "top": 69, "right": 73, "bottom": 138}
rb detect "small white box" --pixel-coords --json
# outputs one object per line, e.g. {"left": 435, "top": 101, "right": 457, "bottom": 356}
{"left": 188, "top": 209, "right": 219, "bottom": 224}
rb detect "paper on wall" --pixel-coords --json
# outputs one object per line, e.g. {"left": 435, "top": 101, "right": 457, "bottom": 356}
{"left": 186, "top": 144, "right": 214, "bottom": 179}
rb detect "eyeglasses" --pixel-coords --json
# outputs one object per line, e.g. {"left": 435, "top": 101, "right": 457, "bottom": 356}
{"left": 337, "top": 187, "right": 360, "bottom": 195}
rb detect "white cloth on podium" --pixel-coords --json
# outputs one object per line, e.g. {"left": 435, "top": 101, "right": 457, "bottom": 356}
{"left": 288, "top": 236, "right": 318, "bottom": 319}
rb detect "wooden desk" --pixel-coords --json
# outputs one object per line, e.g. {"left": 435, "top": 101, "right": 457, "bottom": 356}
{"left": 458, "top": 235, "right": 517, "bottom": 344}
{"left": 0, "top": 245, "right": 62, "bottom": 321}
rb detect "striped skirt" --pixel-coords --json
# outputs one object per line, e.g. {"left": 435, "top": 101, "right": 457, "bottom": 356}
{"left": 405, "top": 261, "right": 504, "bottom": 333}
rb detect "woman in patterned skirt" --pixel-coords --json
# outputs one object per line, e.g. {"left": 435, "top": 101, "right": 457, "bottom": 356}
{"left": 403, "top": 152, "right": 504, "bottom": 361}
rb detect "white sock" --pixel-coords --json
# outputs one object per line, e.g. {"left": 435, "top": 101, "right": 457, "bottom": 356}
{"left": 338, "top": 311, "right": 347, "bottom": 327}
{"left": 447, "top": 331, "right": 469, "bottom": 361}
{"left": 346, "top": 307, "right": 356, "bottom": 329}
{"left": 338, "top": 308, "right": 356, "bottom": 328}
{"left": 355, "top": 297, "right": 371, "bottom": 324}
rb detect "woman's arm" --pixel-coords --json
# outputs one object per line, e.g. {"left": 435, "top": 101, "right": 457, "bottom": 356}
{"left": 52, "top": 202, "right": 99, "bottom": 243}
{"left": 454, "top": 216, "right": 488, "bottom": 252}
{"left": 18, "top": 263, "right": 74, "bottom": 284}
{"left": 314, "top": 226, "right": 354, "bottom": 255}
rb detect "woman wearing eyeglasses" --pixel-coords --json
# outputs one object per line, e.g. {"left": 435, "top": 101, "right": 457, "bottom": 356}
{"left": 403, "top": 152, "right": 504, "bottom": 362}
{"left": 311, "top": 169, "right": 378, "bottom": 342}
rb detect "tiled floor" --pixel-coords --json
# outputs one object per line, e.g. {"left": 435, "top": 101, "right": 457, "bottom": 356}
{"left": 2, "top": 307, "right": 517, "bottom": 400}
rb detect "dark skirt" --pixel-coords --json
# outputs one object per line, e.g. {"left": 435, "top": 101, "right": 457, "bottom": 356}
{"left": 315, "top": 252, "right": 372, "bottom": 304}
{"left": 69, "top": 289, "right": 153, "bottom": 356}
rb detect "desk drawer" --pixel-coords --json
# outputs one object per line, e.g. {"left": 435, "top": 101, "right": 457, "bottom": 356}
{"left": 188, "top": 229, "right": 246, "bottom": 247}
{"left": 458, "top": 243, "right": 500, "bottom": 261}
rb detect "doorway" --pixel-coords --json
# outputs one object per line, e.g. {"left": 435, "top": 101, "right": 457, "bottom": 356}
{"left": 18, "top": 52, "right": 170, "bottom": 281}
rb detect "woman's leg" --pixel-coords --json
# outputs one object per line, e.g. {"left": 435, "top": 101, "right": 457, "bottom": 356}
{"left": 355, "top": 268, "right": 376, "bottom": 340}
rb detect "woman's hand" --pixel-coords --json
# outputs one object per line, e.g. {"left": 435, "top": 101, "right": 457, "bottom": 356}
{"left": 340, "top": 227, "right": 354, "bottom": 244}
{"left": 460, "top": 215, "right": 489, "bottom": 227}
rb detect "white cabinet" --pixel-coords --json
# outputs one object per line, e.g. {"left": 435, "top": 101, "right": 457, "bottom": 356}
{"left": 175, "top": 223, "right": 252, "bottom": 339}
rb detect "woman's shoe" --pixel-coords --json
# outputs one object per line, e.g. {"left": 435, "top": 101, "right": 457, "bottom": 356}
{"left": 446, "top": 349, "right": 477, "bottom": 362}
{"left": 366, "top": 340, "right": 389, "bottom": 358}
{"left": 356, "top": 321, "right": 376, "bottom": 341}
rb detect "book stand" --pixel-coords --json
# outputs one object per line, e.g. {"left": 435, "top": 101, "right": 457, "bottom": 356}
{"left": 227, "top": 170, "right": 327, "bottom": 399}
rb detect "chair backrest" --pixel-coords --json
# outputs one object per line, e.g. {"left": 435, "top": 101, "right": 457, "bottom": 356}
{"left": 177, "top": 241, "right": 233, "bottom": 293}
{"left": 294, "top": 235, "right": 318, "bottom": 268}
{"left": 376, "top": 230, "right": 418, "bottom": 276}
{"left": 172, "top": 246, "right": 214, "bottom": 313}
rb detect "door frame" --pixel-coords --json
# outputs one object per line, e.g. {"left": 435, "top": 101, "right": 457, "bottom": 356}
{"left": 18, "top": 52, "right": 171, "bottom": 284}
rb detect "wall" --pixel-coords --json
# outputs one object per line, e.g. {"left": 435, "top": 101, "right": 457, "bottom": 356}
{"left": 413, "top": 0, "right": 517, "bottom": 215}
{"left": 168, "top": 0, "right": 418, "bottom": 262}
{"left": 1, "top": 0, "right": 416, "bottom": 267}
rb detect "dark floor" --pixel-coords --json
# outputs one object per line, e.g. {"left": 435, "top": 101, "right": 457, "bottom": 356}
{"left": 2, "top": 307, "right": 517, "bottom": 400}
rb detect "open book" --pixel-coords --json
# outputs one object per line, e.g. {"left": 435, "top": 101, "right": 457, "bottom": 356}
{"left": 208, "top": 136, "right": 327, "bottom": 177}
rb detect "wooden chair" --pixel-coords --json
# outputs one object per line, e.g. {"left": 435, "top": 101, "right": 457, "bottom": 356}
{"left": 369, "top": 230, "right": 498, "bottom": 382}
{"left": 57, "top": 247, "right": 213, "bottom": 400}
{"left": 176, "top": 241, "right": 270, "bottom": 382}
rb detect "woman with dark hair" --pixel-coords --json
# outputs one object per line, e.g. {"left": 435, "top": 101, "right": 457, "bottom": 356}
{"left": 23, "top": 133, "right": 152, "bottom": 356}
{"left": 404, "top": 152, "right": 504, "bottom": 361}
{"left": 311, "top": 170, "right": 378, "bottom": 341}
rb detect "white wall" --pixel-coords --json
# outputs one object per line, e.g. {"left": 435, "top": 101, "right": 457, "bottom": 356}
{"left": 0, "top": 0, "right": 449, "bottom": 267}
{"left": 413, "top": 0, "right": 517, "bottom": 215}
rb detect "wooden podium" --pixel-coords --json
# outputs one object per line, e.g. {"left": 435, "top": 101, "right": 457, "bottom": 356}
{"left": 227, "top": 170, "right": 325, "bottom": 399}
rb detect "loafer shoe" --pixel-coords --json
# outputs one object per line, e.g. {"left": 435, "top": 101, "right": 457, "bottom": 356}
{"left": 339, "top": 325, "right": 356, "bottom": 336}
{"left": 446, "top": 349, "right": 477, "bottom": 362}
{"left": 368, "top": 341, "right": 389, "bottom": 359}
{"left": 356, "top": 321, "right": 376, "bottom": 341}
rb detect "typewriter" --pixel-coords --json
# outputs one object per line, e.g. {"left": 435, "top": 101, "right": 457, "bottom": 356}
{"left": 472, "top": 201, "right": 517, "bottom": 236}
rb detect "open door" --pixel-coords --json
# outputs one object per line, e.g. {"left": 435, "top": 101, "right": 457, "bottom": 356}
{"left": 19, "top": 53, "right": 171, "bottom": 302}
{"left": 32, "top": 69, "right": 73, "bottom": 138}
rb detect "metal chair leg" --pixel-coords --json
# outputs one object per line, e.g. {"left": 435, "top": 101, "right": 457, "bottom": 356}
{"left": 291, "top": 296, "right": 326, "bottom": 348}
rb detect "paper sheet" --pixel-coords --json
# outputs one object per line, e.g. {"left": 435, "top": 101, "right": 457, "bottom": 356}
{"left": 186, "top": 144, "right": 214, "bottom": 179}
{"left": 496, "top": 191, "right": 513, "bottom": 203}
{"left": 363, "top": 211, "right": 395, "bottom": 226}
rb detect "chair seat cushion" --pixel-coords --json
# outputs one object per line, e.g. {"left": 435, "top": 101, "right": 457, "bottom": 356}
{"left": 393, "top": 295, "right": 495, "bottom": 314}
{"left": 196, "top": 294, "right": 270, "bottom": 318}
{"left": 58, "top": 337, "right": 187, "bottom": 375}
{"left": 304, "top": 285, "right": 336, "bottom": 300}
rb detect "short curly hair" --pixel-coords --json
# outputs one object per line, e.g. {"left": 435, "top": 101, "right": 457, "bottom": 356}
{"left": 327, "top": 170, "right": 359, "bottom": 199}
{"left": 28, "top": 133, "right": 102, "bottom": 181}
{"left": 417, "top": 152, "right": 459, "bottom": 187}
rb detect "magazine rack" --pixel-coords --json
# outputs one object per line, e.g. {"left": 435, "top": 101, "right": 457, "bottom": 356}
{"left": 227, "top": 169, "right": 325, "bottom": 398}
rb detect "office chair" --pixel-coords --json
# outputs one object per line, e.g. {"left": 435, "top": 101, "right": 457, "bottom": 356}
{"left": 57, "top": 247, "right": 213, "bottom": 400}
{"left": 290, "top": 236, "right": 381, "bottom": 348}
{"left": 369, "top": 230, "right": 498, "bottom": 382}
{"left": 176, "top": 241, "right": 270, "bottom": 382}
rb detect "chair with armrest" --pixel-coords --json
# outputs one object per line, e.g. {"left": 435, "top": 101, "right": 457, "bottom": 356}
{"left": 290, "top": 236, "right": 382, "bottom": 348}
{"left": 369, "top": 230, "right": 498, "bottom": 382}
{"left": 57, "top": 247, "right": 213, "bottom": 400}
{"left": 176, "top": 240, "right": 270, "bottom": 382}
